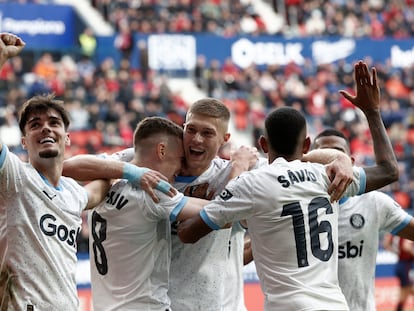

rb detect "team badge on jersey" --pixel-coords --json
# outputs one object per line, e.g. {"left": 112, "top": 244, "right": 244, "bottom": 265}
{"left": 219, "top": 189, "right": 233, "bottom": 201}
{"left": 350, "top": 213, "right": 365, "bottom": 229}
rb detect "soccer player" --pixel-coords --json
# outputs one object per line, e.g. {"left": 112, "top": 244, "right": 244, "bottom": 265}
{"left": 0, "top": 33, "right": 170, "bottom": 310}
{"left": 313, "top": 128, "right": 414, "bottom": 311}
{"left": 169, "top": 98, "right": 260, "bottom": 311}
{"left": 87, "top": 117, "right": 212, "bottom": 310}
{"left": 178, "top": 61, "right": 400, "bottom": 311}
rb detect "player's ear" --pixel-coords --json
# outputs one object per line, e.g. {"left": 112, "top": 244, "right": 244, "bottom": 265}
{"left": 21, "top": 136, "right": 27, "bottom": 149}
{"left": 157, "top": 142, "right": 166, "bottom": 159}
{"left": 223, "top": 132, "right": 231, "bottom": 143}
{"left": 259, "top": 135, "right": 268, "bottom": 153}
{"left": 302, "top": 137, "right": 311, "bottom": 154}
{"left": 65, "top": 134, "right": 71, "bottom": 146}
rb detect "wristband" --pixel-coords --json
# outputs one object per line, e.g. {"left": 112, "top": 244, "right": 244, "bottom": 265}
{"left": 156, "top": 179, "right": 172, "bottom": 194}
{"left": 122, "top": 163, "right": 149, "bottom": 184}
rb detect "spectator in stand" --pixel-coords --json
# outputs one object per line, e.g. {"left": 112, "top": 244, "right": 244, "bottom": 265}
{"left": 33, "top": 52, "right": 57, "bottom": 82}
{"left": 114, "top": 20, "right": 134, "bottom": 61}
{"left": 78, "top": 27, "right": 97, "bottom": 60}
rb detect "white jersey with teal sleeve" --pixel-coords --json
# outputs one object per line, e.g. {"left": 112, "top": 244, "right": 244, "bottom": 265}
{"left": 89, "top": 179, "right": 187, "bottom": 311}
{"left": 0, "top": 145, "right": 88, "bottom": 311}
{"left": 170, "top": 157, "right": 234, "bottom": 311}
{"left": 201, "top": 157, "right": 364, "bottom": 311}
{"left": 337, "top": 191, "right": 412, "bottom": 311}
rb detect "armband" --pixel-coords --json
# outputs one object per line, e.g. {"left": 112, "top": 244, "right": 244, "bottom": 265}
{"left": 122, "top": 163, "right": 149, "bottom": 184}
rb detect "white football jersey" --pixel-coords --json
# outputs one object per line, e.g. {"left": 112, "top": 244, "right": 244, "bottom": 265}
{"left": 0, "top": 146, "right": 88, "bottom": 311}
{"left": 89, "top": 179, "right": 187, "bottom": 311}
{"left": 337, "top": 191, "right": 411, "bottom": 311}
{"left": 170, "top": 157, "right": 234, "bottom": 311}
{"left": 202, "top": 157, "right": 364, "bottom": 311}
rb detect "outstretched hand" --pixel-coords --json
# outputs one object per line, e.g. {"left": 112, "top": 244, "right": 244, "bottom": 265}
{"left": 339, "top": 61, "right": 380, "bottom": 113}
{"left": 0, "top": 33, "right": 25, "bottom": 67}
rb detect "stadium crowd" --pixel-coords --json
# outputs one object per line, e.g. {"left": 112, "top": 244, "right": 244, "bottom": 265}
{"left": 1, "top": 0, "right": 414, "bottom": 246}
{"left": 91, "top": 0, "right": 414, "bottom": 38}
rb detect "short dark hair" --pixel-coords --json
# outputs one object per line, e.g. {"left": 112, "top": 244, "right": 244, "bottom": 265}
{"left": 19, "top": 94, "right": 70, "bottom": 134}
{"left": 312, "top": 128, "right": 350, "bottom": 152}
{"left": 314, "top": 128, "right": 348, "bottom": 142}
{"left": 133, "top": 116, "right": 183, "bottom": 148}
{"left": 265, "top": 107, "right": 306, "bottom": 156}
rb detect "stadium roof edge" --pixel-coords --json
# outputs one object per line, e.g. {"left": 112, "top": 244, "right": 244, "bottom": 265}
{"left": 53, "top": 0, "right": 114, "bottom": 36}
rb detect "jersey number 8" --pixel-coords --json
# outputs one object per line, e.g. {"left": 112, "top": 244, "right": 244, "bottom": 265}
{"left": 91, "top": 211, "right": 108, "bottom": 275}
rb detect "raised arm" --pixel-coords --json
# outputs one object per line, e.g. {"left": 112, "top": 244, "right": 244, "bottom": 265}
{"left": 0, "top": 33, "right": 25, "bottom": 153}
{"left": 339, "top": 61, "right": 399, "bottom": 192}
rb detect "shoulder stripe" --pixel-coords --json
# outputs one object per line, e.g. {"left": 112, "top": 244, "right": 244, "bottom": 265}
{"left": 200, "top": 209, "right": 221, "bottom": 230}
{"left": 358, "top": 167, "right": 366, "bottom": 195}
{"left": 170, "top": 196, "right": 188, "bottom": 222}
{"left": 391, "top": 215, "right": 413, "bottom": 235}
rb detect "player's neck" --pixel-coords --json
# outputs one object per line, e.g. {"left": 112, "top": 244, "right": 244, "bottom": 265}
{"left": 30, "top": 161, "right": 63, "bottom": 187}
{"left": 180, "top": 164, "right": 209, "bottom": 177}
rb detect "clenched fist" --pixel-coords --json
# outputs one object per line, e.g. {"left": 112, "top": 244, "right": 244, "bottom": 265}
{"left": 0, "top": 32, "right": 25, "bottom": 67}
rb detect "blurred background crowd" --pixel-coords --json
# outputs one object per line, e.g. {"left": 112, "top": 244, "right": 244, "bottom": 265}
{"left": 2, "top": 0, "right": 414, "bottom": 250}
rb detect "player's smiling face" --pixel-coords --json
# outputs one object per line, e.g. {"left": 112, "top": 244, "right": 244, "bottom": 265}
{"left": 183, "top": 113, "right": 227, "bottom": 175}
{"left": 21, "top": 108, "right": 69, "bottom": 160}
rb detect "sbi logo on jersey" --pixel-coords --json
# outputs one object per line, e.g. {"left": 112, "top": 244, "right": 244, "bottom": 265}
{"left": 40, "top": 214, "right": 80, "bottom": 248}
{"left": 338, "top": 240, "right": 364, "bottom": 259}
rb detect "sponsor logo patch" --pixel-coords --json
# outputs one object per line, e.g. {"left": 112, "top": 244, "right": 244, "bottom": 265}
{"left": 219, "top": 189, "right": 233, "bottom": 201}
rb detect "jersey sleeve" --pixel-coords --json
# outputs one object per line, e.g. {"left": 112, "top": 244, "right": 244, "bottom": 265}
{"left": 343, "top": 166, "right": 366, "bottom": 198}
{"left": 374, "top": 191, "right": 413, "bottom": 234}
{"left": 201, "top": 173, "right": 255, "bottom": 229}
{"left": 0, "top": 145, "right": 24, "bottom": 196}
{"left": 144, "top": 190, "right": 187, "bottom": 221}
{"left": 110, "top": 148, "right": 135, "bottom": 162}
